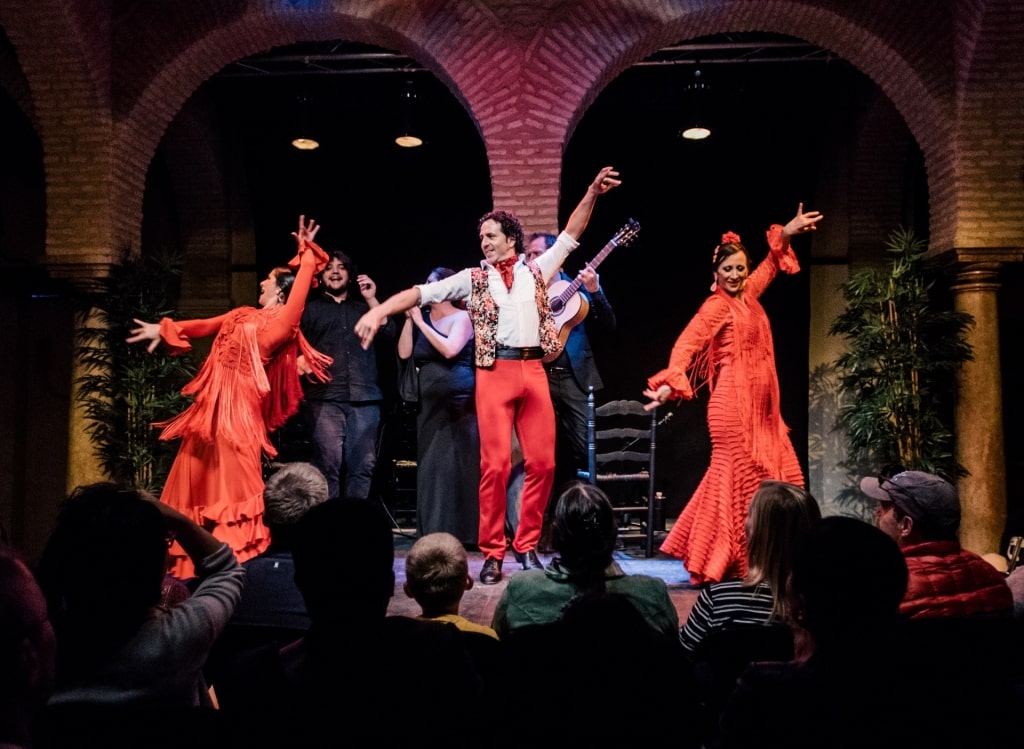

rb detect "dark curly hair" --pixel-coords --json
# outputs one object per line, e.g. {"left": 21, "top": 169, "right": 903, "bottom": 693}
{"left": 478, "top": 209, "right": 524, "bottom": 256}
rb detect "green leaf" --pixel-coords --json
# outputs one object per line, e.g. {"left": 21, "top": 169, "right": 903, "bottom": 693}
{"left": 73, "top": 243, "right": 196, "bottom": 493}
{"left": 828, "top": 227, "right": 972, "bottom": 499}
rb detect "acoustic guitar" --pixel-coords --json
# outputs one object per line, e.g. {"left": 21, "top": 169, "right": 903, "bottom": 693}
{"left": 543, "top": 218, "right": 641, "bottom": 362}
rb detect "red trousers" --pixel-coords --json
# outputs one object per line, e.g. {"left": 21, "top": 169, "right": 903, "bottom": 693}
{"left": 475, "top": 359, "right": 556, "bottom": 559}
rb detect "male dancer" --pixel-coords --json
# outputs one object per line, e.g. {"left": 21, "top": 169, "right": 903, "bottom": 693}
{"left": 355, "top": 166, "right": 621, "bottom": 583}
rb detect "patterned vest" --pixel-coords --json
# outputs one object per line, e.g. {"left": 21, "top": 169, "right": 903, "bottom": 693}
{"left": 468, "top": 260, "right": 562, "bottom": 367}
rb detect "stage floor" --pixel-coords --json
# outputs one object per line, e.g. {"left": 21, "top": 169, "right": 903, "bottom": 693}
{"left": 386, "top": 530, "right": 700, "bottom": 627}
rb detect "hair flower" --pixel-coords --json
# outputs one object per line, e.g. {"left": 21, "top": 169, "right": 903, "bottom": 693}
{"left": 720, "top": 231, "right": 742, "bottom": 245}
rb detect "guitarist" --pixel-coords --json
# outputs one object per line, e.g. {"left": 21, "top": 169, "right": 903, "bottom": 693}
{"left": 525, "top": 232, "right": 617, "bottom": 551}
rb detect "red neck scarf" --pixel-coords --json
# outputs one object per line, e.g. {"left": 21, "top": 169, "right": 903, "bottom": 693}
{"left": 494, "top": 256, "right": 517, "bottom": 291}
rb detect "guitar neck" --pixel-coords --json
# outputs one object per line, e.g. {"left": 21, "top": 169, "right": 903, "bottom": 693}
{"left": 553, "top": 237, "right": 618, "bottom": 306}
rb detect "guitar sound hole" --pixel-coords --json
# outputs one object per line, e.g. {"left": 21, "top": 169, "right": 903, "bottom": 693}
{"left": 550, "top": 298, "right": 564, "bottom": 314}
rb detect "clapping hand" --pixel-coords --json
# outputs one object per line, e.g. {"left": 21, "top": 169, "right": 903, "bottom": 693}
{"left": 356, "top": 274, "right": 377, "bottom": 300}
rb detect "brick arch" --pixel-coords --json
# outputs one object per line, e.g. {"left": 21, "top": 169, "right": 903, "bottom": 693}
{"left": 0, "top": 0, "right": 114, "bottom": 275}
{"left": 0, "top": 30, "right": 36, "bottom": 128}
{"left": 113, "top": 6, "right": 486, "bottom": 254}
{"left": 514, "top": 1, "right": 955, "bottom": 250}
{"left": 946, "top": 0, "right": 1024, "bottom": 249}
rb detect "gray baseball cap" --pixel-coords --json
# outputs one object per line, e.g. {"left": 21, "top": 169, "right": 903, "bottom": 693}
{"left": 860, "top": 471, "right": 960, "bottom": 529}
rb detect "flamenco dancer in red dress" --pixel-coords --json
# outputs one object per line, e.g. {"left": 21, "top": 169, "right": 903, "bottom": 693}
{"left": 127, "top": 216, "right": 331, "bottom": 578}
{"left": 644, "top": 204, "right": 822, "bottom": 585}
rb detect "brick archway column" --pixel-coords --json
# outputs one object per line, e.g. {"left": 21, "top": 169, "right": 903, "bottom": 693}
{"left": 948, "top": 257, "right": 1015, "bottom": 555}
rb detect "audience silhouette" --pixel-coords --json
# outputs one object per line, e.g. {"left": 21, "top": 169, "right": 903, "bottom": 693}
{"left": 34, "top": 482, "right": 242, "bottom": 747}
{"left": 492, "top": 481, "right": 678, "bottom": 638}
{"left": 718, "top": 515, "right": 1016, "bottom": 748}
{"left": 1, "top": 542, "right": 56, "bottom": 749}
{"left": 862, "top": 470, "right": 1012, "bottom": 618}
{"left": 204, "top": 462, "right": 329, "bottom": 709}
{"left": 260, "top": 498, "right": 489, "bottom": 746}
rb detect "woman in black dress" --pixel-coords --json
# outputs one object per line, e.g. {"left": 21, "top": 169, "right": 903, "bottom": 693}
{"left": 398, "top": 268, "right": 480, "bottom": 546}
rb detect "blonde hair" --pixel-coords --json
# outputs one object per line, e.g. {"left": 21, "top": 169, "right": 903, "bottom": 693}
{"left": 404, "top": 532, "right": 468, "bottom": 615}
{"left": 744, "top": 480, "right": 822, "bottom": 621}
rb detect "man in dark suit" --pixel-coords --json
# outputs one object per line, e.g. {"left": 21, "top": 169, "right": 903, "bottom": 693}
{"left": 525, "top": 232, "right": 616, "bottom": 548}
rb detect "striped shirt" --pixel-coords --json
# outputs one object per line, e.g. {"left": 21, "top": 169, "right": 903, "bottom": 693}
{"left": 679, "top": 579, "right": 775, "bottom": 653}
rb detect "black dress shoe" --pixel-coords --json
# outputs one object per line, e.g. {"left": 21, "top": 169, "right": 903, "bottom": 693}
{"left": 480, "top": 557, "right": 503, "bottom": 584}
{"left": 513, "top": 549, "right": 545, "bottom": 571}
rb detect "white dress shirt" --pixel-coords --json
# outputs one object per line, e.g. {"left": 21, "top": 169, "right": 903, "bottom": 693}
{"left": 416, "top": 231, "right": 578, "bottom": 348}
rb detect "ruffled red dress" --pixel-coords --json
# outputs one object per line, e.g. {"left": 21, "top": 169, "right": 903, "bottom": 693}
{"left": 648, "top": 225, "right": 805, "bottom": 585}
{"left": 155, "top": 240, "right": 332, "bottom": 578}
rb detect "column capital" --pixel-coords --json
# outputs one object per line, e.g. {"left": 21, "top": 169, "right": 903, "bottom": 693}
{"left": 933, "top": 247, "right": 1023, "bottom": 293}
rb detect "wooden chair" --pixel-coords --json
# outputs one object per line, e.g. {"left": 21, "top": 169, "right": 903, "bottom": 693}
{"left": 576, "top": 387, "right": 663, "bottom": 557}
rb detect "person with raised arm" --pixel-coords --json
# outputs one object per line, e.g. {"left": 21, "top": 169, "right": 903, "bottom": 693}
{"left": 355, "top": 167, "right": 621, "bottom": 584}
{"left": 126, "top": 216, "right": 331, "bottom": 578}
{"left": 643, "top": 204, "right": 822, "bottom": 585}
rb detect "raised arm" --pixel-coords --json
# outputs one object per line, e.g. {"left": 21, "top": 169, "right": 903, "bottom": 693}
{"left": 354, "top": 287, "right": 422, "bottom": 349}
{"left": 280, "top": 215, "right": 326, "bottom": 326}
{"left": 143, "top": 491, "right": 227, "bottom": 564}
{"left": 563, "top": 166, "right": 622, "bottom": 240}
{"left": 261, "top": 216, "right": 329, "bottom": 356}
{"left": 781, "top": 203, "right": 823, "bottom": 238}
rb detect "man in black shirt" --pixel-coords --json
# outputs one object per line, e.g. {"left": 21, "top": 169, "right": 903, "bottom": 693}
{"left": 299, "top": 250, "right": 396, "bottom": 500}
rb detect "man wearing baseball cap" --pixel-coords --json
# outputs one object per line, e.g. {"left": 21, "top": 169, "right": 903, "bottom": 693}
{"left": 861, "top": 470, "right": 1012, "bottom": 619}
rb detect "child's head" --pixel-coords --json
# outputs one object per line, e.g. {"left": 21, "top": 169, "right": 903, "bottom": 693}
{"left": 403, "top": 532, "right": 471, "bottom": 616}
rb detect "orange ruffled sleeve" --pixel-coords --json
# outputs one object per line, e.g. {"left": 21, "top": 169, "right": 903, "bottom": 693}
{"left": 259, "top": 239, "right": 333, "bottom": 432}
{"left": 765, "top": 223, "right": 800, "bottom": 275}
{"left": 647, "top": 295, "right": 731, "bottom": 401}
{"left": 741, "top": 224, "right": 801, "bottom": 303}
{"left": 288, "top": 238, "right": 330, "bottom": 287}
{"left": 158, "top": 314, "right": 230, "bottom": 355}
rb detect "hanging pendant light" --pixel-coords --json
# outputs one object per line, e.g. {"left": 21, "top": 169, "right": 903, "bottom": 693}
{"left": 680, "top": 68, "right": 711, "bottom": 141}
{"left": 291, "top": 94, "right": 320, "bottom": 150}
{"left": 395, "top": 80, "right": 424, "bottom": 148}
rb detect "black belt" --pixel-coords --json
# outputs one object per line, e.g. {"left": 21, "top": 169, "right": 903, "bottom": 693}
{"left": 495, "top": 346, "right": 544, "bottom": 360}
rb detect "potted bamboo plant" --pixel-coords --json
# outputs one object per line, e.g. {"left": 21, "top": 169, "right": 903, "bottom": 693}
{"left": 74, "top": 245, "right": 196, "bottom": 492}
{"left": 827, "top": 227, "right": 973, "bottom": 508}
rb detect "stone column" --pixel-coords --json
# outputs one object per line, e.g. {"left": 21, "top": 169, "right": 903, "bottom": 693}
{"left": 949, "top": 260, "right": 1006, "bottom": 555}
{"left": 66, "top": 300, "right": 108, "bottom": 494}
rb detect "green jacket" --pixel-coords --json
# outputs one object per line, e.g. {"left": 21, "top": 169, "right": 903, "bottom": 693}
{"left": 490, "top": 559, "right": 678, "bottom": 638}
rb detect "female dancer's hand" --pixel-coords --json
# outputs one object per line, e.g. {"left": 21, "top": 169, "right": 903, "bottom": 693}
{"left": 642, "top": 384, "right": 672, "bottom": 412}
{"left": 126, "top": 318, "right": 162, "bottom": 354}
{"left": 292, "top": 214, "right": 320, "bottom": 245}
{"left": 782, "top": 203, "right": 823, "bottom": 238}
